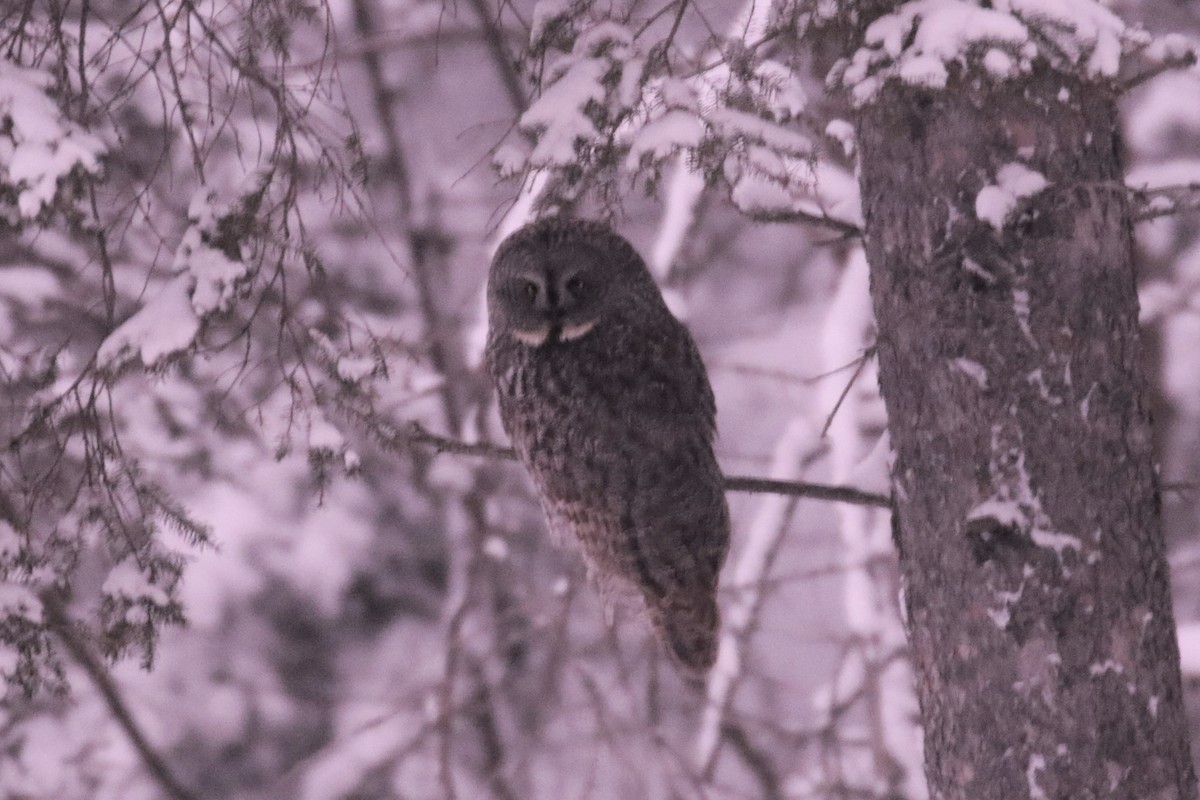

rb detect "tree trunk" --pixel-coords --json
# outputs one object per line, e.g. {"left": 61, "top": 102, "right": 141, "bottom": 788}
{"left": 856, "top": 69, "right": 1198, "bottom": 800}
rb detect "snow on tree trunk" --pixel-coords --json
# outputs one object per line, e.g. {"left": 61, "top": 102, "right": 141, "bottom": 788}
{"left": 856, "top": 72, "right": 1198, "bottom": 800}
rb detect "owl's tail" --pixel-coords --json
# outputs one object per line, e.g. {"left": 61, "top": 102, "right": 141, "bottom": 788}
{"left": 650, "top": 589, "right": 722, "bottom": 675}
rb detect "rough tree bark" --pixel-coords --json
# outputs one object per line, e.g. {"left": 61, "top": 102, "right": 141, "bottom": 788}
{"left": 855, "top": 65, "right": 1199, "bottom": 800}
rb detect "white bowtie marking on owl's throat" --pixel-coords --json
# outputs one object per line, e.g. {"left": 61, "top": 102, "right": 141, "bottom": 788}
{"left": 559, "top": 318, "right": 598, "bottom": 341}
{"left": 509, "top": 318, "right": 599, "bottom": 346}
{"left": 511, "top": 326, "right": 551, "bottom": 346}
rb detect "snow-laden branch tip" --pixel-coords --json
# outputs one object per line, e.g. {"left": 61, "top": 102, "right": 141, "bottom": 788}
{"left": 0, "top": 61, "right": 105, "bottom": 224}
{"left": 96, "top": 175, "right": 270, "bottom": 372}
{"left": 835, "top": 0, "right": 1151, "bottom": 106}
{"left": 503, "top": 7, "right": 865, "bottom": 234}
{"left": 1121, "top": 33, "right": 1198, "bottom": 92}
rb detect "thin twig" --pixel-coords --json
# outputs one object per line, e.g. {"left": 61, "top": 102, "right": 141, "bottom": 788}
{"left": 744, "top": 205, "right": 862, "bottom": 238}
{"left": 819, "top": 346, "right": 875, "bottom": 440}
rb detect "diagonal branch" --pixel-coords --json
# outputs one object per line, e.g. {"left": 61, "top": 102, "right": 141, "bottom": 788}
{"left": 43, "top": 594, "right": 199, "bottom": 800}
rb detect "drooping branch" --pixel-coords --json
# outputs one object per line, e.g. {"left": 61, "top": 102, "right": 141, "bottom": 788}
{"left": 43, "top": 595, "right": 199, "bottom": 800}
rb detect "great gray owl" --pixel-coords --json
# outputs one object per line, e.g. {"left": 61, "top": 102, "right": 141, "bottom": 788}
{"left": 484, "top": 217, "right": 730, "bottom": 674}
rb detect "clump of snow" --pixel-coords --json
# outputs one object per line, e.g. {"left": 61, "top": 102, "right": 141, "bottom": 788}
{"left": 0, "top": 520, "right": 19, "bottom": 560}
{"left": 103, "top": 560, "right": 171, "bottom": 608}
{"left": 0, "top": 582, "right": 43, "bottom": 622}
{"left": 825, "top": 119, "right": 856, "bottom": 157}
{"left": 708, "top": 108, "right": 814, "bottom": 156}
{"left": 1144, "top": 32, "right": 1197, "bottom": 66}
{"left": 836, "top": 0, "right": 1147, "bottom": 106}
{"left": 1088, "top": 659, "right": 1124, "bottom": 676}
{"left": 521, "top": 23, "right": 637, "bottom": 169}
{"left": 1030, "top": 528, "right": 1083, "bottom": 556}
{"left": 310, "top": 328, "right": 381, "bottom": 385}
{"left": 970, "top": 425, "right": 1087, "bottom": 568}
{"left": 967, "top": 497, "right": 1026, "bottom": 528}
{"left": 493, "top": 142, "right": 531, "bottom": 178}
{"left": 626, "top": 109, "right": 705, "bottom": 167}
{"left": 951, "top": 357, "right": 988, "bottom": 389}
{"left": 0, "top": 62, "right": 105, "bottom": 224}
{"left": 97, "top": 178, "right": 266, "bottom": 371}
{"left": 307, "top": 410, "right": 344, "bottom": 453}
{"left": 522, "top": 58, "right": 609, "bottom": 168}
{"left": 0, "top": 645, "right": 16, "bottom": 675}
{"left": 983, "top": 48, "right": 1016, "bottom": 77}
{"left": 1027, "top": 753, "right": 1048, "bottom": 800}
{"left": 177, "top": 186, "right": 254, "bottom": 317}
{"left": 483, "top": 535, "right": 509, "bottom": 561}
{"left": 754, "top": 60, "right": 808, "bottom": 120}
{"left": 97, "top": 275, "right": 202, "bottom": 370}
{"left": 975, "top": 162, "right": 1048, "bottom": 229}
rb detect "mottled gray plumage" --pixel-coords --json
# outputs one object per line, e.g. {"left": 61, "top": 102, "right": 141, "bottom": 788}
{"left": 484, "top": 217, "right": 730, "bottom": 674}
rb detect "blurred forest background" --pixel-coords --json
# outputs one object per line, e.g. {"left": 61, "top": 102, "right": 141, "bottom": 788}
{"left": 1, "top": 0, "right": 1199, "bottom": 798}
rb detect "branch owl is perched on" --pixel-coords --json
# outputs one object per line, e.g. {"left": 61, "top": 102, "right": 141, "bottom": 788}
{"left": 485, "top": 217, "right": 730, "bottom": 674}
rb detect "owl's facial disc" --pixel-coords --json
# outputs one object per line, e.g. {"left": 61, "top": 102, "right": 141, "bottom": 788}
{"left": 501, "top": 262, "right": 602, "bottom": 346}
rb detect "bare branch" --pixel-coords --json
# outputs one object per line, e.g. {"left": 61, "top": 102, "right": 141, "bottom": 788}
{"left": 1120, "top": 49, "right": 1198, "bottom": 93}
{"left": 720, "top": 721, "right": 784, "bottom": 800}
{"left": 378, "top": 422, "right": 892, "bottom": 507}
{"left": 819, "top": 345, "right": 876, "bottom": 439}
{"left": 1132, "top": 181, "right": 1200, "bottom": 222}
{"left": 738, "top": 205, "right": 862, "bottom": 238}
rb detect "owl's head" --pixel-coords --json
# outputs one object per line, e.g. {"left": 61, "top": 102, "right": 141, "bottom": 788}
{"left": 487, "top": 218, "right": 655, "bottom": 347}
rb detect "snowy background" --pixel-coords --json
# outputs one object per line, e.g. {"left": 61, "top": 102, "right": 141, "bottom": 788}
{"left": 1, "top": 0, "right": 1199, "bottom": 798}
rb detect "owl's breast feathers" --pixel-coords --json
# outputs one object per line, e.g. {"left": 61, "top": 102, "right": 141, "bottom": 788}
{"left": 487, "top": 310, "right": 726, "bottom": 549}
{"left": 486, "top": 300, "right": 730, "bottom": 673}
{"left": 487, "top": 310, "right": 716, "bottom": 458}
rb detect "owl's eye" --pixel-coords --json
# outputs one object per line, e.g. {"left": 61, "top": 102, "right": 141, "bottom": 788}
{"left": 522, "top": 280, "right": 539, "bottom": 300}
{"left": 565, "top": 275, "right": 585, "bottom": 295}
